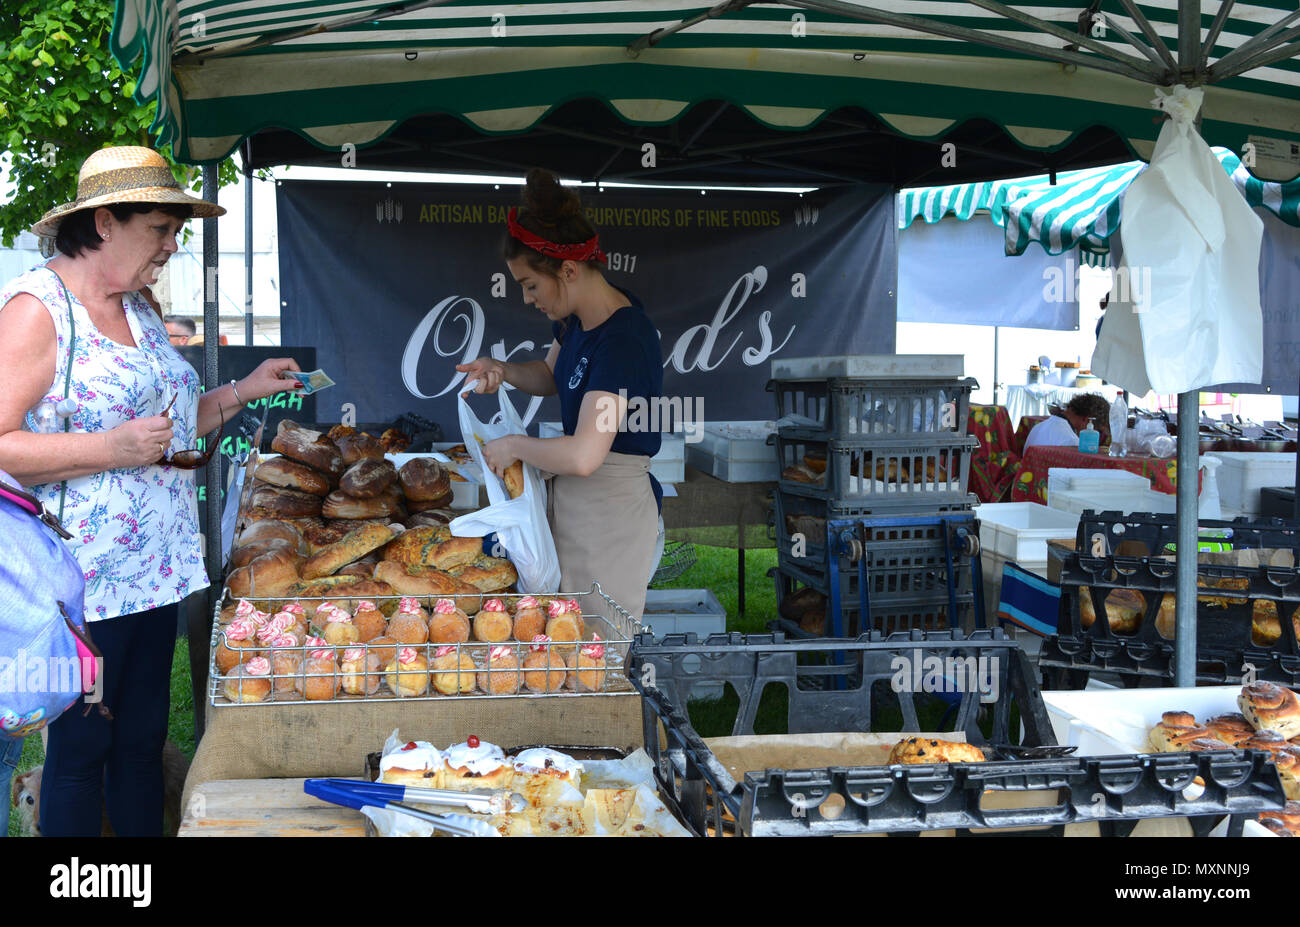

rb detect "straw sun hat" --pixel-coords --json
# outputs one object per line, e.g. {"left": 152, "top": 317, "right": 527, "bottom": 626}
{"left": 30, "top": 146, "right": 225, "bottom": 238}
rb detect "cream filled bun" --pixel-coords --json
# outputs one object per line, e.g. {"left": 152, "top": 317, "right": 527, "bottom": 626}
{"left": 442, "top": 735, "right": 513, "bottom": 791}
{"left": 512, "top": 747, "right": 584, "bottom": 785}
{"left": 379, "top": 739, "right": 445, "bottom": 787}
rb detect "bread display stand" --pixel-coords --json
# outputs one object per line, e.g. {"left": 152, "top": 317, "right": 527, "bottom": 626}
{"left": 628, "top": 630, "right": 1286, "bottom": 836}
{"left": 1039, "top": 510, "right": 1300, "bottom": 688}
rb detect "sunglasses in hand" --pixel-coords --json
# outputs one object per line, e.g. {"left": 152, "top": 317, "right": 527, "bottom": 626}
{"left": 155, "top": 396, "right": 228, "bottom": 470}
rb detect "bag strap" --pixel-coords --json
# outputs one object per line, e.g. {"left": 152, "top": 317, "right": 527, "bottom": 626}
{"left": 0, "top": 477, "right": 73, "bottom": 539}
{"left": 43, "top": 266, "right": 76, "bottom": 524}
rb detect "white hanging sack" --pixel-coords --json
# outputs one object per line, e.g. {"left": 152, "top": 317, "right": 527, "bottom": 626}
{"left": 450, "top": 382, "right": 561, "bottom": 593}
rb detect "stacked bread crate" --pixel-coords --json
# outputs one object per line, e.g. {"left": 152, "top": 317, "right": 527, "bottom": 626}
{"left": 768, "top": 356, "right": 981, "bottom": 636}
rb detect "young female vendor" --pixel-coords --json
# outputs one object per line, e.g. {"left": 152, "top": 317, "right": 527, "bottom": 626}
{"left": 456, "top": 169, "right": 663, "bottom": 620}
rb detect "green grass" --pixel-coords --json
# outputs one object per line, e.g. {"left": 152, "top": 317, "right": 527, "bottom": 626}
{"left": 6, "top": 638, "right": 197, "bottom": 838}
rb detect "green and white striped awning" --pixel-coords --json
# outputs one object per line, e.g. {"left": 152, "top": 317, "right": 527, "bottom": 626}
{"left": 899, "top": 146, "right": 1300, "bottom": 265}
{"left": 112, "top": 1, "right": 1300, "bottom": 173}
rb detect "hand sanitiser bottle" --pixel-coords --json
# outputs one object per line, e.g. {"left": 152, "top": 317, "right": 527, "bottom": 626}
{"left": 1078, "top": 418, "right": 1100, "bottom": 454}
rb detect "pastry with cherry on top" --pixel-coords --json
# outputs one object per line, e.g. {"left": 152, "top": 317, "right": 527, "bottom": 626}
{"left": 379, "top": 740, "right": 444, "bottom": 787}
{"left": 441, "top": 736, "right": 513, "bottom": 791}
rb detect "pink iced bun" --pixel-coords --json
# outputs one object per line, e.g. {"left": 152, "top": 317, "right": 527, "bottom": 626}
{"left": 245, "top": 657, "right": 271, "bottom": 676}
{"left": 398, "top": 597, "right": 422, "bottom": 614}
{"left": 484, "top": 598, "right": 506, "bottom": 613}
{"left": 434, "top": 598, "right": 459, "bottom": 614}
{"left": 398, "top": 647, "right": 419, "bottom": 664}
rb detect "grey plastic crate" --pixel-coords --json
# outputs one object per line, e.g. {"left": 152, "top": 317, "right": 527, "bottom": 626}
{"left": 771, "top": 355, "right": 965, "bottom": 381}
{"left": 642, "top": 589, "right": 728, "bottom": 700}
{"left": 771, "top": 377, "right": 977, "bottom": 441}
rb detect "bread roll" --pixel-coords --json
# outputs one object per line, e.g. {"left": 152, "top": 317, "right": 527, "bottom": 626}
{"left": 1147, "top": 711, "right": 1215, "bottom": 751}
{"left": 321, "top": 489, "right": 404, "bottom": 520}
{"left": 302, "top": 523, "right": 400, "bottom": 580}
{"left": 382, "top": 525, "right": 451, "bottom": 563}
{"left": 887, "top": 737, "right": 985, "bottom": 764}
{"left": 1078, "top": 587, "right": 1144, "bottom": 634}
{"left": 226, "top": 548, "right": 302, "bottom": 598}
{"left": 271, "top": 421, "right": 344, "bottom": 479}
{"left": 339, "top": 458, "right": 398, "bottom": 499}
{"left": 398, "top": 458, "right": 450, "bottom": 502}
{"left": 254, "top": 457, "right": 330, "bottom": 496}
{"left": 1239, "top": 683, "right": 1300, "bottom": 738}
{"left": 379, "top": 428, "right": 411, "bottom": 453}
{"left": 336, "top": 432, "right": 385, "bottom": 466}
{"left": 1204, "top": 713, "right": 1256, "bottom": 746}
{"left": 303, "top": 519, "right": 389, "bottom": 554}
{"left": 781, "top": 464, "right": 823, "bottom": 485}
{"left": 405, "top": 510, "right": 456, "bottom": 530}
{"left": 336, "top": 559, "right": 378, "bottom": 580}
{"left": 247, "top": 484, "right": 325, "bottom": 519}
{"left": 504, "top": 460, "right": 525, "bottom": 499}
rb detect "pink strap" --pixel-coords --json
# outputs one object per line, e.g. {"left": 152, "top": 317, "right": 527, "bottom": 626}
{"left": 0, "top": 484, "right": 38, "bottom": 515}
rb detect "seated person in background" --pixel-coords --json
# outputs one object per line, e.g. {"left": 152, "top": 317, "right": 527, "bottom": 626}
{"left": 1024, "top": 394, "right": 1110, "bottom": 449}
{"left": 163, "top": 314, "right": 195, "bottom": 345}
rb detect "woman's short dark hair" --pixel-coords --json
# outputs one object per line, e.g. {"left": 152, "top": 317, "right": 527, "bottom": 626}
{"left": 501, "top": 168, "right": 603, "bottom": 278}
{"left": 55, "top": 202, "right": 193, "bottom": 258}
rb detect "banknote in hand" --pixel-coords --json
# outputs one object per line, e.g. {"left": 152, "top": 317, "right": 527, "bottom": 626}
{"left": 282, "top": 368, "right": 335, "bottom": 394}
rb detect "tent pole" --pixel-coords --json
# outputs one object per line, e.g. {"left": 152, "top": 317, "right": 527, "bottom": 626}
{"left": 1174, "top": 390, "right": 1199, "bottom": 687}
{"left": 992, "top": 326, "right": 1000, "bottom": 406}
{"left": 192, "top": 162, "right": 221, "bottom": 743}
{"left": 243, "top": 148, "right": 254, "bottom": 346}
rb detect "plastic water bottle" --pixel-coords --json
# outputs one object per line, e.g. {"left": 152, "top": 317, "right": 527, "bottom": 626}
{"left": 26, "top": 398, "right": 77, "bottom": 434}
{"left": 1108, "top": 395, "right": 1128, "bottom": 457}
{"left": 1078, "top": 418, "right": 1100, "bottom": 454}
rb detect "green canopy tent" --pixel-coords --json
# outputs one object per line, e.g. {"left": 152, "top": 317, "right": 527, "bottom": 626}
{"left": 112, "top": 0, "right": 1300, "bottom": 688}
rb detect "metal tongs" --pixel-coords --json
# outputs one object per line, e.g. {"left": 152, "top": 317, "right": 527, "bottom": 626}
{"left": 991, "top": 744, "right": 1078, "bottom": 760}
{"left": 304, "top": 778, "right": 524, "bottom": 836}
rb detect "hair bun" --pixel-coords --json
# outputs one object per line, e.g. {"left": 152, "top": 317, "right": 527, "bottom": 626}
{"left": 522, "top": 167, "right": 581, "bottom": 227}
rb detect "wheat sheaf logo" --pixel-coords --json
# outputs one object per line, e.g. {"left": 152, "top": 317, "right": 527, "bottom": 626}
{"left": 793, "top": 205, "right": 819, "bottom": 226}
{"left": 377, "top": 197, "right": 404, "bottom": 223}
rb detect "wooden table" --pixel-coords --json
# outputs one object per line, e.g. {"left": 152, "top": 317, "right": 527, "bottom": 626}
{"left": 180, "top": 778, "right": 366, "bottom": 837}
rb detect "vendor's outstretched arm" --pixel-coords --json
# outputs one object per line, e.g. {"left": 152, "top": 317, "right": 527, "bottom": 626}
{"left": 488, "top": 389, "right": 622, "bottom": 478}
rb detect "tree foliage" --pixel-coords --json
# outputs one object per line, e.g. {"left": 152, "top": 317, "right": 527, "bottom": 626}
{"left": 0, "top": 0, "right": 235, "bottom": 247}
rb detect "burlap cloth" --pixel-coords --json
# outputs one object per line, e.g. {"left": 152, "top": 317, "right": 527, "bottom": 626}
{"left": 183, "top": 694, "right": 644, "bottom": 813}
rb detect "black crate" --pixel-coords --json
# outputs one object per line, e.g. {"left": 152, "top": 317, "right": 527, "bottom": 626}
{"left": 769, "top": 377, "right": 977, "bottom": 441}
{"left": 772, "top": 432, "right": 977, "bottom": 509}
{"left": 628, "top": 631, "right": 1284, "bottom": 836}
{"left": 1041, "top": 510, "right": 1300, "bottom": 687}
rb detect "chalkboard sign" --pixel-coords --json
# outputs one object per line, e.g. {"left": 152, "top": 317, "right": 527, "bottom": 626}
{"left": 178, "top": 345, "right": 318, "bottom": 454}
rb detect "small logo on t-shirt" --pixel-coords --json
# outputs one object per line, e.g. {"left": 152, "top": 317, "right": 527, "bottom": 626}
{"left": 568, "top": 356, "right": 588, "bottom": 390}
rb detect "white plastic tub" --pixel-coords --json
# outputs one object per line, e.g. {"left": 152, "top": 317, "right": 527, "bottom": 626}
{"left": 976, "top": 502, "right": 1079, "bottom": 563}
{"left": 1215, "top": 452, "right": 1296, "bottom": 514}
{"left": 685, "top": 421, "right": 777, "bottom": 482}
{"left": 1042, "top": 686, "right": 1241, "bottom": 757}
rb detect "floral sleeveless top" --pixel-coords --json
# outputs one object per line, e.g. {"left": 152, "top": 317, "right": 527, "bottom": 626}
{"left": 0, "top": 265, "right": 208, "bottom": 621}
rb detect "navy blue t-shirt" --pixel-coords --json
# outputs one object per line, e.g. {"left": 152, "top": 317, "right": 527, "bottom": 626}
{"left": 551, "top": 287, "right": 663, "bottom": 512}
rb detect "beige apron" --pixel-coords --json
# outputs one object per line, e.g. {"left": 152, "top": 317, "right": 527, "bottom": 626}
{"left": 547, "top": 452, "right": 658, "bottom": 622}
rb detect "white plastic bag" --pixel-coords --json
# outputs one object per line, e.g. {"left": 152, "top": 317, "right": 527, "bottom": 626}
{"left": 1093, "top": 85, "right": 1263, "bottom": 395}
{"left": 450, "top": 382, "right": 560, "bottom": 593}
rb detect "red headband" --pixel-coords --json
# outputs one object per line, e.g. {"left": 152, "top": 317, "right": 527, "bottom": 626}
{"left": 507, "top": 207, "right": 607, "bottom": 264}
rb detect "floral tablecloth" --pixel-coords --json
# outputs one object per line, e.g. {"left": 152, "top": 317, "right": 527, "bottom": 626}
{"left": 1009, "top": 444, "right": 1185, "bottom": 504}
{"left": 968, "top": 404, "right": 1020, "bottom": 503}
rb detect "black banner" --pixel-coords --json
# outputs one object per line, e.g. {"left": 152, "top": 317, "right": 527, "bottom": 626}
{"left": 278, "top": 182, "right": 896, "bottom": 432}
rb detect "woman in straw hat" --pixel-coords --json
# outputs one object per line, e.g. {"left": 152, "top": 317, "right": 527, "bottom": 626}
{"left": 0, "top": 146, "right": 303, "bottom": 836}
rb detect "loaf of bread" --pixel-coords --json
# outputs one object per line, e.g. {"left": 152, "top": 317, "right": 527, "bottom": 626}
{"left": 1239, "top": 682, "right": 1300, "bottom": 738}
{"left": 321, "top": 489, "right": 404, "bottom": 520}
{"left": 449, "top": 556, "right": 518, "bottom": 592}
{"left": 335, "top": 559, "right": 378, "bottom": 580}
{"left": 226, "top": 548, "right": 302, "bottom": 598}
{"left": 781, "top": 464, "right": 823, "bottom": 485}
{"left": 382, "top": 525, "right": 451, "bottom": 563}
{"left": 229, "top": 538, "right": 298, "bottom": 569}
{"left": 247, "top": 484, "right": 325, "bottom": 519}
{"left": 887, "top": 737, "right": 985, "bottom": 765}
{"left": 336, "top": 432, "right": 385, "bottom": 466}
{"left": 1078, "top": 587, "right": 1144, "bottom": 634}
{"left": 405, "top": 510, "right": 456, "bottom": 530}
{"left": 1147, "top": 711, "right": 1216, "bottom": 751}
{"left": 234, "top": 519, "right": 304, "bottom": 552}
{"left": 303, "top": 519, "right": 388, "bottom": 554}
{"left": 504, "top": 460, "right": 525, "bottom": 499}
{"left": 254, "top": 457, "right": 330, "bottom": 496}
{"left": 301, "top": 523, "right": 400, "bottom": 580}
{"left": 271, "top": 421, "right": 344, "bottom": 479}
{"left": 407, "top": 492, "right": 454, "bottom": 513}
{"left": 373, "top": 561, "right": 482, "bottom": 605}
{"left": 340, "top": 458, "right": 398, "bottom": 498}
{"left": 398, "top": 458, "right": 450, "bottom": 502}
